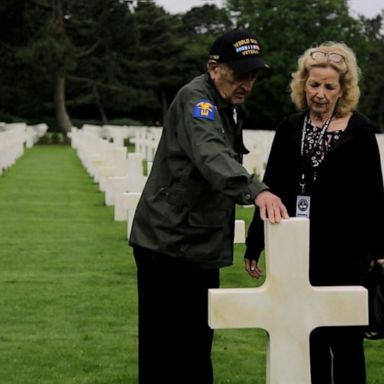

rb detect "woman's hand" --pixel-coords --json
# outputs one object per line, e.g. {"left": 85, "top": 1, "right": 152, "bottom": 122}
{"left": 245, "top": 258, "right": 263, "bottom": 279}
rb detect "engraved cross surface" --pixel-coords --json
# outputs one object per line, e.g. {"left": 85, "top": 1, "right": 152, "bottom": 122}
{"left": 208, "top": 218, "right": 368, "bottom": 384}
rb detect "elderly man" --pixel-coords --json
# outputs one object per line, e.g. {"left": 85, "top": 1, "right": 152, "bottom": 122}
{"left": 129, "top": 29, "right": 288, "bottom": 384}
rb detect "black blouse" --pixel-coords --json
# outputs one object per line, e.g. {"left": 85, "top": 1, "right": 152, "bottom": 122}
{"left": 304, "top": 120, "right": 343, "bottom": 169}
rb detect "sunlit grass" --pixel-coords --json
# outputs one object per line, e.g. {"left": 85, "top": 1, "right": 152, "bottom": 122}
{"left": 0, "top": 146, "right": 136, "bottom": 383}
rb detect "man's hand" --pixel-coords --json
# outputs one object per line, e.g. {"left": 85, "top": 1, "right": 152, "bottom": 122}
{"left": 255, "top": 190, "right": 289, "bottom": 223}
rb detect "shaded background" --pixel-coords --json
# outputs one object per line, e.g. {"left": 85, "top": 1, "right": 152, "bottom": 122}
{"left": 0, "top": 0, "right": 383, "bottom": 133}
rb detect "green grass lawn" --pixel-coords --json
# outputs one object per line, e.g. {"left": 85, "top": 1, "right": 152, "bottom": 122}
{"left": 0, "top": 146, "right": 383, "bottom": 383}
{"left": 0, "top": 146, "right": 136, "bottom": 383}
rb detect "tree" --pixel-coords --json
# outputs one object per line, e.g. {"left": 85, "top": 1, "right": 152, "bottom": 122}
{"left": 181, "top": 4, "right": 233, "bottom": 36}
{"left": 0, "top": 0, "right": 60, "bottom": 123}
{"left": 358, "top": 13, "right": 384, "bottom": 131}
{"left": 1, "top": 0, "right": 378, "bottom": 131}
{"left": 130, "top": 1, "right": 186, "bottom": 123}
{"left": 19, "top": 0, "right": 77, "bottom": 132}
{"left": 65, "top": 0, "right": 140, "bottom": 123}
{"left": 224, "top": 0, "right": 369, "bottom": 129}
{"left": 0, "top": 0, "right": 140, "bottom": 131}
{"left": 175, "top": 5, "right": 234, "bottom": 84}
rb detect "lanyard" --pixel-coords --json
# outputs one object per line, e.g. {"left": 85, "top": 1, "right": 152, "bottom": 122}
{"left": 300, "top": 113, "right": 333, "bottom": 156}
{"left": 299, "top": 113, "right": 333, "bottom": 193}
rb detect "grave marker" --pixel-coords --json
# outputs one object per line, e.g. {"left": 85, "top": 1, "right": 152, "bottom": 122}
{"left": 209, "top": 218, "right": 368, "bottom": 384}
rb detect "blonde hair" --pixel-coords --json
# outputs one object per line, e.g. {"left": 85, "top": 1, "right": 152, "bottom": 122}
{"left": 290, "top": 42, "right": 361, "bottom": 117}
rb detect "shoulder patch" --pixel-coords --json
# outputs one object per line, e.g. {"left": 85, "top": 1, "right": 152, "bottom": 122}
{"left": 193, "top": 99, "right": 216, "bottom": 121}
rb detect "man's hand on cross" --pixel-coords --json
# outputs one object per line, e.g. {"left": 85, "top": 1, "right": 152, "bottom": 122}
{"left": 255, "top": 190, "right": 289, "bottom": 224}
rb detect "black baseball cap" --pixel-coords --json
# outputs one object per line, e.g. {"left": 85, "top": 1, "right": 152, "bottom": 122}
{"left": 209, "top": 29, "right": 269, "bottom": 74}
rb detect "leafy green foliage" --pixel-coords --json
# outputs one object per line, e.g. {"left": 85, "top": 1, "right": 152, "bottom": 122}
{"left": 0, "top": 0, "right": 383, "bottom": 131}
{"left": 225, "top": 0, "right": 370, "bottom": 129}
{"left": 358, "top": 12, "right": 384, "bottom": 131}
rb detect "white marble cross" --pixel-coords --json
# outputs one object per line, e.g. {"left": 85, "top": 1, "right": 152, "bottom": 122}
{"left": 209, "top": 218, "right": 368, "bottom": 384}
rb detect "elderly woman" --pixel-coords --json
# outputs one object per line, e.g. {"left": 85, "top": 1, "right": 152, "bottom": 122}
{"left": 244, "top": 42, "right": 384, "bottom": 384}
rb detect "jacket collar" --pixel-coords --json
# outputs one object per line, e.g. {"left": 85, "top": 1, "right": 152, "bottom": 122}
{"left": 204, "top": 72, "right": 247, "bottom": 117}
{"left": 204, "top": 73, "right": 249, "bottom": 155}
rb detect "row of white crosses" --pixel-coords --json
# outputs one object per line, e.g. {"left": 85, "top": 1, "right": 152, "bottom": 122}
{"left": 25, "top": 123, "right": 49, "bottom": 148}
{"left": 129, "top": 127, "right": 163, "bottom": 162}
{"left": 243, "top": 130, "right": 384, "bottom": 182}
{"left": 0, "top": 122, "right": 48, "bottom": 176}
{"left": 113, "top": 127, "right": 246, "bottom": 242}
{"left": 70, "top": 125, "right": 146, "bottom": 191}
{"left": 243, "top": 129, "right": 275, "bottom": 180}
{"left": 124, "top": 127, "right": 275, "bottom": 241}
{"left": 69, "top": 125, "right": 148, "bottom": 236}
{"left": 71, "top": 121, "right": 384, "bottom": 239}
{"left": 0, "top": 123, "right": 26, "bottom": 175}
{"left": 69, "top": 124, "right": 249, "bottom": 243}
{"left": 105, "top": 126, "right": 162, "bottom": 223}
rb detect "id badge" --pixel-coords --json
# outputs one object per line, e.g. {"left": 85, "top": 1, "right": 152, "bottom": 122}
{"left": 296, "top": 195, "right": 311, "bottom": 218}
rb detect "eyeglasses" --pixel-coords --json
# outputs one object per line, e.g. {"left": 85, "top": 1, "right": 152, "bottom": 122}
{"left": 310, "top": 51, "right": 345, "bottom": 64}
{"left": 219, "top": 65, "right": 259, "bottom": 85}
{"left": 232, "top": 71, "right": 259, "bottom": 83}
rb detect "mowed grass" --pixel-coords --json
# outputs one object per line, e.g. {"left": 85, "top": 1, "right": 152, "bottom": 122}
{"left": 0, "top": 145, "right": 382, "bottom": 383}
{"left": 0, "top": 146, "right": 136, "bottom": 383}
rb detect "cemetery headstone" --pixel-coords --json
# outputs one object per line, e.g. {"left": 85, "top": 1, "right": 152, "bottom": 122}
{"left": 209, "top": 218, "right": 368, "bottom": 384}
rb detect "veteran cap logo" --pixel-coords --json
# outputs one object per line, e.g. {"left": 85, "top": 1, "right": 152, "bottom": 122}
{"left": 209, "top": 29, "right": 269, "bottom": 74}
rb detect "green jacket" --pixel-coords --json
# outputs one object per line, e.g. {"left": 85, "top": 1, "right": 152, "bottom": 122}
{"left": 129, "top": 73, "right": 268, "bottom": 268}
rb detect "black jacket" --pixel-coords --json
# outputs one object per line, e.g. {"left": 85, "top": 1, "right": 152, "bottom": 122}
{"left": 245, "top": 111, "right": 384, "bottom": 285}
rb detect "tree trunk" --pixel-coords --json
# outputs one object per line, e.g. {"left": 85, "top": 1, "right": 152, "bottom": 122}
{"left": 93, "top": 86, "right": 108, "bottom": 124}
{"left": 54, "top": 74, "right": 72, "bottom": 133}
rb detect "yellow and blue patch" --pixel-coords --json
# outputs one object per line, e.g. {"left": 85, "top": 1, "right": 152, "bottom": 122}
{"left": 193, "top": 99, "right": 215, "bottom": 121}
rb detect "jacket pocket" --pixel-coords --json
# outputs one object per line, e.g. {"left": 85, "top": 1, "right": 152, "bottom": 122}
{"left": 188, "top": 210, "right": 226, "bottom": 228}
